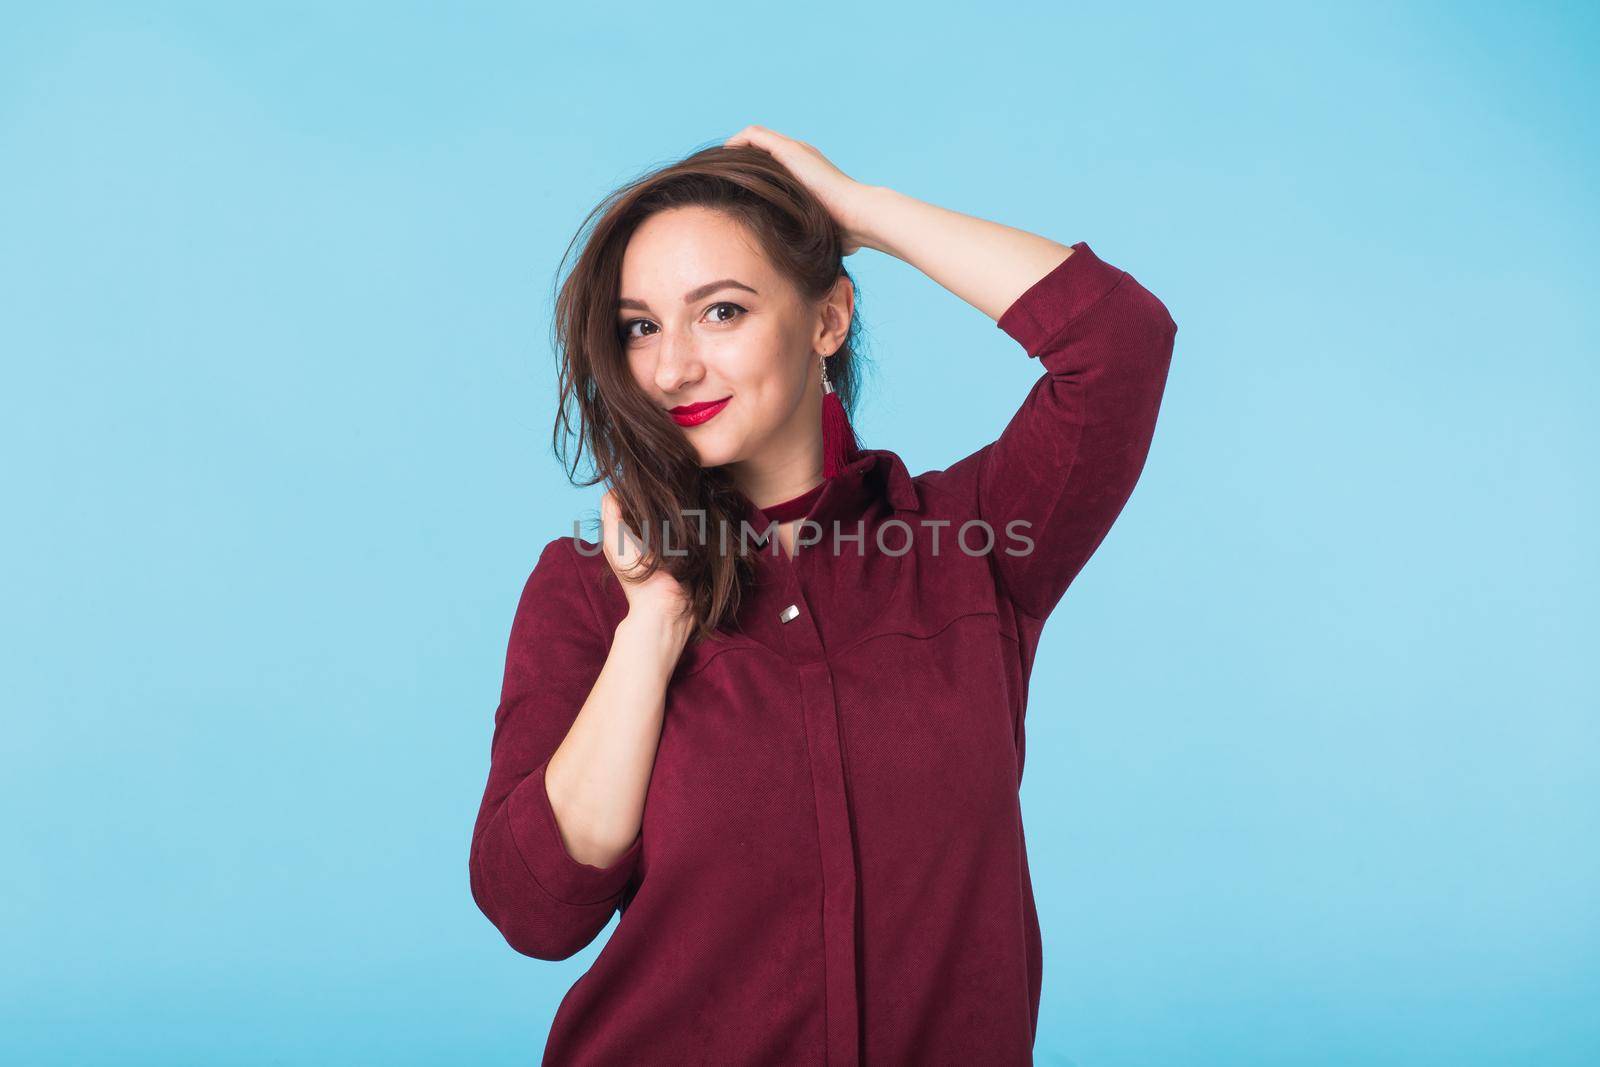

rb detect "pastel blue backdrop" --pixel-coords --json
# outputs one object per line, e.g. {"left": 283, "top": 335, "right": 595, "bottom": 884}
{"left": 3, "top": 3, "right": 1594, "bottom": 1065}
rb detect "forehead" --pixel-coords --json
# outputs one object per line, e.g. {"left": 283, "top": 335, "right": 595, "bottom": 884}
{"left": 618, "top": 206, "right": 776, "bottom": 299}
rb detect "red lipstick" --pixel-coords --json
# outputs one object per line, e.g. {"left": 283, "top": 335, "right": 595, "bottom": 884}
{"left": 668, "top": 395, "right": 732, "bottom": 427}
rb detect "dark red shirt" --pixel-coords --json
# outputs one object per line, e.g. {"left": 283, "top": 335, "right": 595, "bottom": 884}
{"left": 760, "top": 479, "right": 828, "bottom": 524}
{"left": 469, "top": 242, "right": 1177, "bottom": 1065}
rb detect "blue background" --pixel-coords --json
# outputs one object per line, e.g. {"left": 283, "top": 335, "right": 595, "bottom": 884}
{"left": 4, "top": 3, "right": 1595, "bottom": 1064}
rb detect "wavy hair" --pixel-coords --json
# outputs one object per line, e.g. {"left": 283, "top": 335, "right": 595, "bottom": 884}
{"left": 548, "top": 143, "right": 866, "bottom": 645}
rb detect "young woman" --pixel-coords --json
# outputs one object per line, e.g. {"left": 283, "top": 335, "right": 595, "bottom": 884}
{"left": 468, "top": 126, "right": 1177, "bottom": 1066}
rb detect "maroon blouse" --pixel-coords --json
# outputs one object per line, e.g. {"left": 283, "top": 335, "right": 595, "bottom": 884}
{"left": 759, "top": 479, "right": 828, "bottom": 524}
{"left": 468, "top": 243, "right": 1178, "bottom": 1065}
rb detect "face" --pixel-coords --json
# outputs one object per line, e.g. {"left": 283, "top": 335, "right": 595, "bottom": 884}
{"left": 616, "top": 206, "right": 851, "bottom": 473}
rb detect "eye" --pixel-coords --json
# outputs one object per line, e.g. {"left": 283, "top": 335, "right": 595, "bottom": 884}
{"left": 618, "top": 302, "right": 746, "bottom": 344}
{"left": 619, "top": 318, "right": 657, "bottom": 343}
{"left": 706, "top": 301, "right": 746, "bottom": 324}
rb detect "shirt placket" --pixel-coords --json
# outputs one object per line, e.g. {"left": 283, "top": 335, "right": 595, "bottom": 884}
{"left": 771, "top": 546, "right": 861, "bottom": 1067}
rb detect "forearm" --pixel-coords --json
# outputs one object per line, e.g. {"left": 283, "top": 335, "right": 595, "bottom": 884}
{"left": 853, "top": 185, "right": 1074, "bottom": 322}
{"left": 543, "top": 609, "right": 689, "bottom": 868}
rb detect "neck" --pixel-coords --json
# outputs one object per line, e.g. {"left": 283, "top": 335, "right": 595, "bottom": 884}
{"left": 726, "top": 441, "right": 826, "bottom": 511}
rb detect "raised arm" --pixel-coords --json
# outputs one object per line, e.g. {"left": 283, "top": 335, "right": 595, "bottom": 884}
{"left": 468, "top": 536, "right": 685, "bottom": 960}
{"left": 855, "top": 187, "right": 1177, "bottom": 620}
{"left": 851, "top": 185, "right": 1084, "bottom": 320}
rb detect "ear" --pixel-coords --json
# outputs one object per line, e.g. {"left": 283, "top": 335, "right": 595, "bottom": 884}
{"left": 812, "top": 273, "right": 855, "bottom": 356}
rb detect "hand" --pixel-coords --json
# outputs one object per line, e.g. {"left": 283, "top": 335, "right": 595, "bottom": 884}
{"left": 724, "top": 125, "right": 878, "bottom": 255}
{"left": 599, "top": 489, "right": 694, "bottom": 629}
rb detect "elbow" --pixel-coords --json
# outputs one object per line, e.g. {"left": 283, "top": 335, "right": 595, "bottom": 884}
{"left": 467, "top": 768, "right": 639, "bottom": 961}
{"left": 1117, "top": 277, "right": 1178, "bottom": 380}
{"left": 1157, "top": 295, "right": 1178, "bottom": 347}
{"left": 490, "top": 907, "right": 602, "bottom": 962}
{"left": 1128, "top": 275, "right": 1178, "bottom": 348}
{"left": 469, "top": 836, "right": 613, "bottom": 962}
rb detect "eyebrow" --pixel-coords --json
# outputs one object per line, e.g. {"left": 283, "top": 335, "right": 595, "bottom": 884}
{"left": 617, "top": 278, "right": 759, "bottom": 313}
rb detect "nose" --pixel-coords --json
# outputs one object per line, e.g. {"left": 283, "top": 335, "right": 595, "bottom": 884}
{"left": 654, "top": 329, "right": 704, "bottom": 396}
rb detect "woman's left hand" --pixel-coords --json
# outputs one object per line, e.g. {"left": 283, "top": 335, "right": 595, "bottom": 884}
{"left": 723, "top": 126, "right": 877, "bottom": 255}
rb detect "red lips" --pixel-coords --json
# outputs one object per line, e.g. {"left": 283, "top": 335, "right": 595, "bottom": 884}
{"left": 669, "top": 395, "right": 732, "bottom": 427}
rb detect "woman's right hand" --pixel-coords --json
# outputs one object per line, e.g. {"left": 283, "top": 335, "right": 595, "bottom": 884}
{"left": 599, "top": 489, "right": 694, "bottom": 632}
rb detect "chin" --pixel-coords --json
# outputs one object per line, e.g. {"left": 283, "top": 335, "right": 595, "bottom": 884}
{"left": 686, "top": 434, "right": 740, "bottom": 469}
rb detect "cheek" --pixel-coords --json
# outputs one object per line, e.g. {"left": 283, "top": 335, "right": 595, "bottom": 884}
{"left": 718, "top": 363, "right": 788, "bottom": 430}
{"left": 719, "top": 333, "right": 803, "bottom": 403}
{"left": 624, "top": 349, "right": 657, "bottom": 395}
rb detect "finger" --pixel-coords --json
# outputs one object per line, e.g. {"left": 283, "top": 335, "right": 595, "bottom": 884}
{"left": 728, "top": 124, "right": 789, "bottom": 151}
{"left": 599, "top": 489, "right": 621, "bottom": 540}
{"left": 601, "top": 492, "right": 651, "bottom": 581}
{"left": 599, "top": 491, "right": 628, "bottom": 561}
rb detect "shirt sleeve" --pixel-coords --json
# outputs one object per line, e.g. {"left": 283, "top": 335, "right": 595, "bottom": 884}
{"left": 468, "top": 537, "right": 644, "bottom": 961}
{"left": 967, "top": 241, "right": 1178, "bottom": 621}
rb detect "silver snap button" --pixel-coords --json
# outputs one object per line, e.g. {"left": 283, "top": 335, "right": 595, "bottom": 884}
{"left": 779, "top": 603, "right": 800, "bottom": 623}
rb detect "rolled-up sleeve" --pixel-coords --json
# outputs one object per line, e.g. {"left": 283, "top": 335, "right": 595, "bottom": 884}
{"left": 468, "top": 537, "right": 643, "bottom": 961}
{"left": 974, "top": 241, "right": 1178, "bottom": 620}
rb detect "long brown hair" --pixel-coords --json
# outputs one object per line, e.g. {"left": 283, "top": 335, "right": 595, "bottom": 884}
{"left": 549, "top": 143, "right": 866, "bottom": 646}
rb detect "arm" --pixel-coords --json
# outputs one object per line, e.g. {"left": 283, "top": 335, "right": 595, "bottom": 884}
{"left": 855, "top": 187, "right": 1178, "bottom": 620}
{"left": 468, "top": 537, "right": 687, "bottom": 960}
{"left": 853, "top": 185, "right": 1082, "bottom": 320}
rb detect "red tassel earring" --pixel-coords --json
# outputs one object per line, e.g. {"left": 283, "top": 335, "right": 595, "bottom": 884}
{"left": 819, "top": 351, "right": 860, "bottom": 478}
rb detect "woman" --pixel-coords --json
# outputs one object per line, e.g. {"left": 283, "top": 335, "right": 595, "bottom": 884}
{"left": 468, "top": 126, "right": 1177, "bottom": 1066}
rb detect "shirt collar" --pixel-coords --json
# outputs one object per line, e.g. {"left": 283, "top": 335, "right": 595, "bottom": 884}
{"left": 852, "top": 446, "right": 922, "bottom": 515}
{"left": 731, "top": 446, "right": 921, "bottom": 532}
